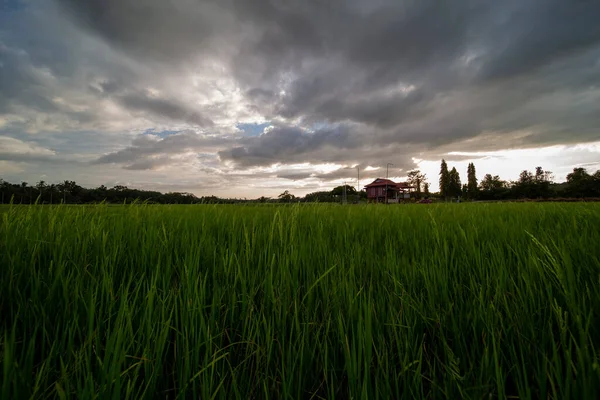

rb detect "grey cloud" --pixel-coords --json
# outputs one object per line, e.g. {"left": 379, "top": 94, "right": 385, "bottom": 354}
{"left": 276, "top": 172, "right": 313, "bottom": 181}
{"left": 474, "top": 1, "right": 600, "bottom": 82}
{"left": 45, "top": 0, "right": 600, "bottom": 148}
{"left": 95, "top": 130, "right": 230, "bottom": 169}
{"left": 3, "top": 0, "right": 600, "bottom": 186}
{"left": 0, "top": 46, "right": 61, "bottom": 114}
{"left": 218, "top": 124, "right": 362, "bottom": 167}
{"left": 0, "top": 152, "right": 58, "bottom": 163}
{"left": 219, "top": 122, "right": 419, "bottom": 174}
{"left": 117, "top": 92, "right": 214, "bottom": 128}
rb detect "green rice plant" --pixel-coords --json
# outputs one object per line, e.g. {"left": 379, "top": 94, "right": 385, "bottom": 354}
{"left": 0, "top": 202, "right": 599, "bottom": 399}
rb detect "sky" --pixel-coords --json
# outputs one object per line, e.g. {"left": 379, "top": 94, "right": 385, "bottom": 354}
{"left": 1, "top": 0, "right": 600, "bottom": 197}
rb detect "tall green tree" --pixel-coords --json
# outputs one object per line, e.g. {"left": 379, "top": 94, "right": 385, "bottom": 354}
{"left": 480, "top": 174, "right": 505, "bottom": 191}
{"left": 423, "top": 182, "right": 430, "bottom": 197}
{"left": 466, "top": 163, "right": 478, "bottom": 199}
{"left": 407, "top": 170, "right": 426, "bottom": 199}
{"left": 331, "top": 185, "right": 356, "bottom": 197}
{"left": 513, "top": 167, "right": 553, "bottom": 198}
{"left": 566, "top": 167, "right": 598, "bottom": 197}
{"left": 439, "top": 159, "right": 450, "bottom": 199}
{"left": 278, "top": 190, "right": 296, "bottom": 203}
{"left": 448, "top": 167, "right": 462, "bottom": 198}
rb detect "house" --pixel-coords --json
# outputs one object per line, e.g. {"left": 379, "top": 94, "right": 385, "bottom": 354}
{"left": 364, "top": 178, "right": 415, "bottom": 203}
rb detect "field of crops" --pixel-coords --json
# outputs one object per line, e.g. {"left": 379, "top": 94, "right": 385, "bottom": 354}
{"left": 1, "top": 203, "right": 599, "bottom": 399}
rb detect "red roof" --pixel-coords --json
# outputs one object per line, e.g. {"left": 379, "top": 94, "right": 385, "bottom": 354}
{"left": 364, "top": 178, "right": 397, "bottom": 188}
{"left": 364, "top": 178, "right": 414, "bottom": 189}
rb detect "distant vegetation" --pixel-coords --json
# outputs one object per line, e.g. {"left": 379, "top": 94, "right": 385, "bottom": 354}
{"left": 1, "top": 203, "right": 599, "bottom": 398}
{"left": 1, "top": 162, "right": 599, "bottom": 204}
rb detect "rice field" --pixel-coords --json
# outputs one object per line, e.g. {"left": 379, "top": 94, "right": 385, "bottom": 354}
{"left": 1, "top": 203, "right": 600, "bottom": 399}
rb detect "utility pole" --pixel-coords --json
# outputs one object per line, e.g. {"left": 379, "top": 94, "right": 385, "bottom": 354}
{"left": 356, "top": 166, "right": 360, "bottom": 203}
{"left": 386, "top": 163, "right": 393, "bottom": 204}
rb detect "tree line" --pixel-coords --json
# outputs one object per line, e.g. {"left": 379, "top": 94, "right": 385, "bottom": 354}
{"left": 0, "top": 180, "right": 202, "bottom": 204}
{"left": 0, "top": 179, "right": 370, "bottom": 205}
{"left": 2, "top": 163, "right": 600, "bottom": 205}
{"left": 436, "top": 161, "right": 600, "bottom": 201}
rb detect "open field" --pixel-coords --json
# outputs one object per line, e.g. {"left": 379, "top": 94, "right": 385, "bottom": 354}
{"left": 1, "top": 203, "right": 600, "bottom": 399}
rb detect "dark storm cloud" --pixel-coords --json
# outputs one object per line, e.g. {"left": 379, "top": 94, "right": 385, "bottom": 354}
{"left": 218, "top": 124, "right": 361, "bottom": 167}
{"left": 0, "top": 45, "right": 60, "bottom": 114}
{"left": 218, "top": 122, "right": 419, "bottom": 175}
{"left": 5, "top": 0, "right": 600, "bottom": 174}
{"left": 474, "top": 1, "right": 600, "bottom": 82}
{"left": 275, "top": 171, "right": 314, "bottom": 181}
{"left": 117, "top": 92, "right": 214, "bottom": 128}
{"left": 94, "top": 130, "right": 230, "bottom": 169}
{"left": 0, "top": 152, "right": 57, "bottom": 163}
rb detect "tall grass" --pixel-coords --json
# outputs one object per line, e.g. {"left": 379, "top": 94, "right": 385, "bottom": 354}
{"left": 1, "top": 203, "right": 599, "bottom": 399}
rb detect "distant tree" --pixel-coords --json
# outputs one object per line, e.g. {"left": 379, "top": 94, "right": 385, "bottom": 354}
{"left": 479, "top": 174, "right": 509, "bottom": 200}
{"left": 331, "top": 185, "right": 356, "bottom": 197}
{"left": 565, "top": 167, "right": 597, "bottom": 197}
{"left": 513, "top": 167, "right": 553, "bottom": 198}
{"left": 519, "top": 170, "right": 534, "bottom": 185}
{"left": 534, "top": 166, "right": 553, "bottom": 197}
{"left": 278, "top": 190, "right": 296, "bottom": 203}
{"left": 535, "top": 166, "right": 552, "bottom": 183}
{"left": 407, "top": 170, "right": 426, "bottom": 199}
{"left": 330, "top": 185, "right": 356, "bottom": 203}
{"left": 566, "top": 168, "right": 590, "bottom": 184}
{"left": 303, "top": 191, "right": 336, "bottom": 203}
{"left": 466, "top": 163, "right": 478, "bottom": 199}
{"left": 423, "top": 182, "right": 430, "bottom": 198}
{"left": 448, "top": 167, "right": 462, "bottom": 198}
{"left": 47, "top": 184, "right": 57, "bottom": 204}
{"left": 480, "top": 174, "right": 505, "bottom": 191}
{"left": 439, "top": 160, "right": 450, "bottom": 199}
{"left": 36, "top": 180, "right": 47, "bottom": 203}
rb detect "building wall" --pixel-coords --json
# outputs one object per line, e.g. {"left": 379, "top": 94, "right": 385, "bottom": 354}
{"left": 367, "top": 187, "right": 388, "bottom": 197}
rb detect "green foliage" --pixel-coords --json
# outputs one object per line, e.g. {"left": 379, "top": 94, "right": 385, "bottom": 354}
{"left": 466, "top": 163, "right": 478, "bottom": 199}
{"left": 1, "top": 203, "right": 600, "bottom": 399}
{"left": 439, "top": 159, "right": 450, "bottom": 198}
{"left": 331, "top": 185, "right": 357, "bottom": 197}
{"left": 565, "top": 168, "right": 600, "bottom": 197}
{"left": 407, "top": 170, "right": 426, "bottom": 199}
{"left": 479, "top": 174, "right": 510, "bottom": 200}
{"left": 303, "top": 191, "right": 336, "bottom": 203}
{"left": 278, "top": 190, "right": 296, "bottom": 203}
{"left": 512, "top": 167, "right": 554, "bottom": 198}
{"left": 448, "top": 167, "right": 462, "bottom": 198}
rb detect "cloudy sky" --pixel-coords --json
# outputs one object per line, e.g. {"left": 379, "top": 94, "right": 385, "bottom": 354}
{"left": 1, "top": 0, "right": 599, "bottom": 197}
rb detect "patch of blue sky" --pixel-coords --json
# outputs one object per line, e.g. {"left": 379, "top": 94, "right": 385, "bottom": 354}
{"left": 143, "top": 128, "right": 181, "bottom": 138}
{"left": 236, "top": 122, "right": 271, "bottom": 137}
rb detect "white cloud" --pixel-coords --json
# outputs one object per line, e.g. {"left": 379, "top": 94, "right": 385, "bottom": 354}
{"left": 0, "top": 136, "right": 55, "bottom": 156}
